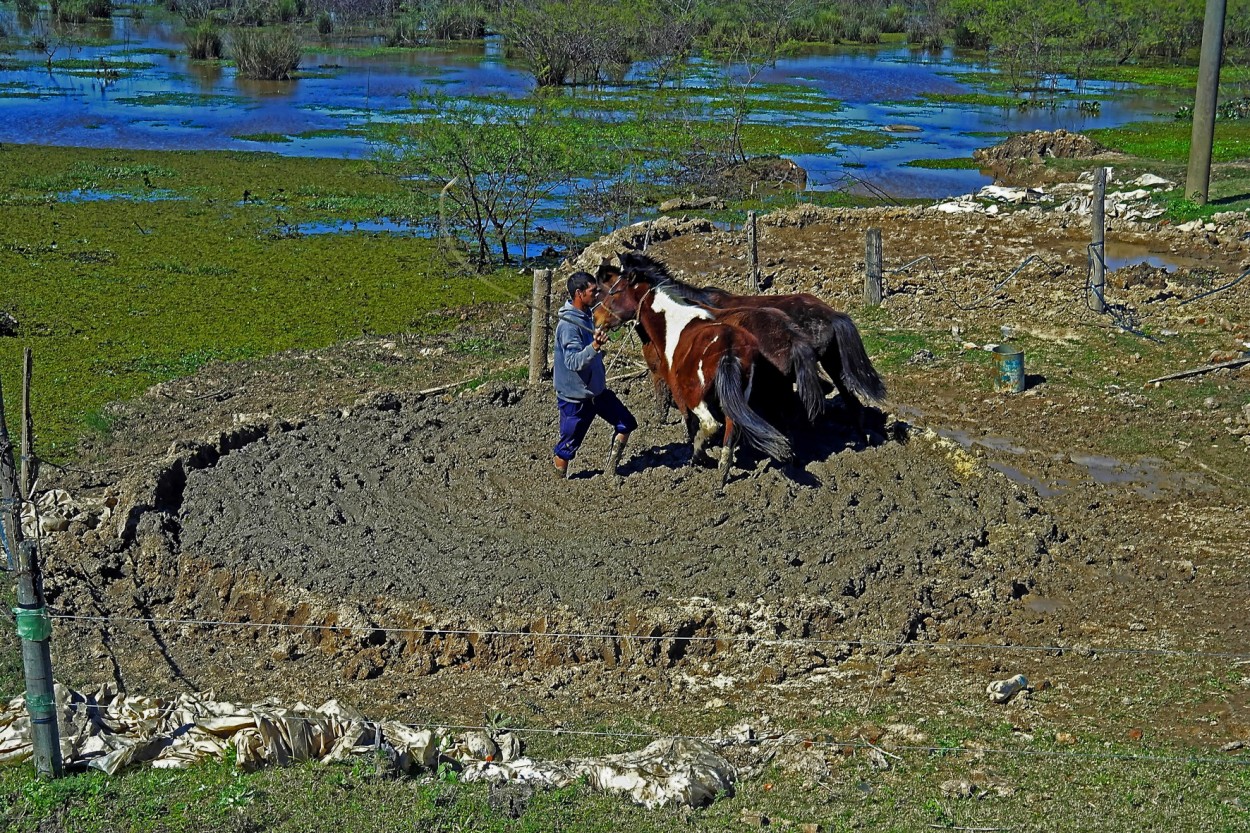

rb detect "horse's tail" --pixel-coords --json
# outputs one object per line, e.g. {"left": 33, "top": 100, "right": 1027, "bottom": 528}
{"left": 790, "top": 335, "right": 825, "bottom": 423}
{"left": 830, "top": 312, "right": 887, "bottom": 404}
{"left": 716, "top": 350, "right": 792, "bottom": 462}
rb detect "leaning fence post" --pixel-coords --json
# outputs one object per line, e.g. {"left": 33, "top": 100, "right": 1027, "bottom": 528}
{"left": 529, "top": 268, "right": 552, "bottom": 386}
{"left": 865, "top": 227, "right": 884, "bottom": 305}
{"left": 1091, "top": 167, "right": 1107, "bottom": 313}
{"left": 0, "top": 371, "right": 62, "bottom": 778}
{"left": 21, "top": 348, "right": 33, "bottom": 501}
{"left": 746, "top": 211, "right": 760, "bottom": 291}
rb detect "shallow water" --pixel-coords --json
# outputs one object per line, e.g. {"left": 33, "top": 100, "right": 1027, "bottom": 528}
{"left": 0, "top": 14, "right": 1173, "bottom": 205}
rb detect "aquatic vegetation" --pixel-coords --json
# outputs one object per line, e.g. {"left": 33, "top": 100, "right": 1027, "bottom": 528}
{"left": 113, "top": 92, "right": 247, "bottom": 107}
{"left": 903, "top": 157, "right": 980, "bottom": 169}
{"left": 234, "top": 132, "right": 294, "bottom": 143}
{"left": 186, "top": 20, "right": 224, "bottom": 60}
{"left": 50, "top": 57, "right": 154, "bottom": 71}
{"left": 230, "top": 26, "right": 300, "bottom": 80}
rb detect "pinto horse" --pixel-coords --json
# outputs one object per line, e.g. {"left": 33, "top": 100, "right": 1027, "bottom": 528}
{"left": 598, "top": 262, "right": 826, "bottom": 424}
{"left": 613, "top": 251, "right": 886, "bottom": 421}
{"left": 591, "top": 269, "right": 792, "bottom": 485}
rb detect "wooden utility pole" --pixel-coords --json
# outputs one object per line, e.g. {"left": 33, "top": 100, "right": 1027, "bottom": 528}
{"left": 20, "top": 348, "right": 33, "bottom": 500}
{"left": 1186, "top": 0, "right": 1227, "bottom": 205}
{"left": 864, "top": 228, "right": 883, "bottom": 306}
{"left": 1091, "top": 167, "right": 1107, "bottom": 313}
{"left": 0, "top": 371, "right": 62, "bottom": 778}
{"left": 746, "top": 211, "right": 760, "bottom": 291}
{"left": 528, "top": 269, "right": 552, "bottom": 386}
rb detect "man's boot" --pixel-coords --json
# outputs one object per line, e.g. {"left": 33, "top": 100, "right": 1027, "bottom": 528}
{"left": 604, "top": 434, "right": 628, "bottom": 477}
{"left": 553, "top": 456, "right": 569, "bottom": 480}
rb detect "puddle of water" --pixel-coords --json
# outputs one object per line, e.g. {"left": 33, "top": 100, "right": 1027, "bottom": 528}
{"left": 935, "top": 426, "right": 1028, "bottom": 455}
{"left": 1104, "top": 240, "right": 1204, "bottom": 273}
{"left": 920, "top": 418, "right": 1204, "bottom": 498}
{"left": 1022, "top": 594, "right": 1066, "bottom": 614}
{"left": 294, "top": 218, "right": 431, "bottom": 237}
{"left": 986, "top": 461, "right": 1069, "bottom": 498}
{"left": 57, "top": 188, "right": 183, "bottom": 202}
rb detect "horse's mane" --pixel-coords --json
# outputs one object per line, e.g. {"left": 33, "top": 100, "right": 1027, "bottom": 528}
{"left": 618, "top": 251, "right": 722, "bottom": 305}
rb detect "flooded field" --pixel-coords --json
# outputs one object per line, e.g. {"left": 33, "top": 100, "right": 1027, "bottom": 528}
{"left": 0, "top": 11, "right": 1175, "bottom": 202}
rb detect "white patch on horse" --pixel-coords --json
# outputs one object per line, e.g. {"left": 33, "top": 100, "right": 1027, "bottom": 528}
{"left": 692, "top": 401, "right": 720, "bottom": 440}
{"left": 651, "top": 288, "right": 711, "bottom": 370}
{"left": 697, "top": 334, "right": 719, "bottom": 389}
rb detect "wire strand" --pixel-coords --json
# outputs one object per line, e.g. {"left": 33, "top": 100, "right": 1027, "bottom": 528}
{"left": 47, "top": 612, "right": 1250, "bottom": 661}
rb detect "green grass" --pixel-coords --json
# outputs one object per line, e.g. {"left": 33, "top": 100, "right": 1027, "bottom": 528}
{"left": 0, "top": 144, "right": 526, "bottom": 458}
{"left": 918, "top": 91, "right": 1030, "bottom": 108}
{"left": 0, "top": 732, "right": 1245, "bottom": 832}
{"left": 1088, "top": 120, "right": 1250, "bottom": 166}
{"left": 902, "top": 157, "right": 980, "bottom": 169}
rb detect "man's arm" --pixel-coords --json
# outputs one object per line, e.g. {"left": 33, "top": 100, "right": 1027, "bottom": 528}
{"left": 558, "top": 320, "right": 599, "bottom": 371}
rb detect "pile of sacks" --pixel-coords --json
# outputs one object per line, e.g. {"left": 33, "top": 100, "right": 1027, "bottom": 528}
{"left": 0, "top": 684, "right": 733, "bottom": 808}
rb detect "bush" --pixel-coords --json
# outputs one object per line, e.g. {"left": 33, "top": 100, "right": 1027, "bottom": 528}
{"left": 275, "top": 0, "right": 296, "bottom": 22}
{"left": 230, "top": 26, "right": 300, "bottom": 79}
{"left": 316, "top": 10, "right": 332, "bottom": 33}
{"left": 953, "top": 23, "right": 988, "bottom": 50}
{"left": 429, "top": 2, "right": 486, "bottom": 40}
{"left": 230, "top": 0, "right": 266, "bottom": 26}
{"left": 907, "top": 23, "right": 944, "bottom": 50}
{"left": 186, "top": 19, "right": 223, "bottom": 59}
{"left": 14, "top": 0, "right": 39, "bottom": 15}
{"left": 882, "top": 3, "right": 906, "bottom": 33}
{"left": 857, "top": 25, "right": 881, "bottom": 44}
{"left": 51, "top": 0, "right": 113, "bottom": 22}
{"left": 387, "top": 11, "right": 423, "bottom": 46}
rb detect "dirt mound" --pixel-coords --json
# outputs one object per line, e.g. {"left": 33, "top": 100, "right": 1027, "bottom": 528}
{"left": 973, "top": 129, "right": 1106, "bottom": 165}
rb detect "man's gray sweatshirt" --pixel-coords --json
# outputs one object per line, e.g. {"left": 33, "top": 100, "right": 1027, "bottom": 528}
{"left": 553, "top": 301, "right": 605, "bottom": 401}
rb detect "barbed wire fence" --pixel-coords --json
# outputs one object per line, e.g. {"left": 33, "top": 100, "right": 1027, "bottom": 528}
{"left": 30, "top": 607, "right": 1250, "bottom": 770}
{"left": 7, "top": 181, "right": 1250, "bottom": 782}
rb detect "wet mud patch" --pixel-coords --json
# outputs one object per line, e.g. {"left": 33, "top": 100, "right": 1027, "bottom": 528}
{"left": 153, "top": 381, "right": 1066, "bottom": 638}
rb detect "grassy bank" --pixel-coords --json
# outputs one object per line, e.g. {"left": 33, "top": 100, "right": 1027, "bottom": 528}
{"left": 1, "top": 718, "right": 1245, "bottom": 832}
{"left": 0, "top": 144, "right": 526, "bottom": 457}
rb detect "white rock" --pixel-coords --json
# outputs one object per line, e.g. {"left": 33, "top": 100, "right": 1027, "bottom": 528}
{"left": 987, "top": 674, "right": 1029, "bottom": 704}
{"left": 1131, "top": 174, "right": 1175, "bottom": 188}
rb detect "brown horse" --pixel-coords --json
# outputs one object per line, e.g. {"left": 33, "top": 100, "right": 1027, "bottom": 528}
{"left": 612, "top": 251, "right": 886, "bottom": 421}
{"left": 599, "top": 262, "right": 827, "bottom": 424}
{"left": 592, "top": 268, "right": 792, "bottom": 485}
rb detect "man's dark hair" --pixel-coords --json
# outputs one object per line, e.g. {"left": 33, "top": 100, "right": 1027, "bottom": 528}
{"left": 567, "top": 271, "right": 594, "bottom": 299}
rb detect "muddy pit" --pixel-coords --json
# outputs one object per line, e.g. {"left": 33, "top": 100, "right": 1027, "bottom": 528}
{"left": 33, "top": 193, "right": 1250, "bottom": 749}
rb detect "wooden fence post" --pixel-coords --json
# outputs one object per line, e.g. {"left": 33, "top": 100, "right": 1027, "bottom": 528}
{"left": 529, "top": 269, "right": 552, "bottom": 386}
{"left": 1091, "top": 167, "right": 1107, "bottom": 314}
{"left": 864, "top": 227, "right": 883, "bottom": 306}
{"left": 746, "top": 211, "right": 760, "bottom": 291}
{"left": 0, "top": 370, "right": 62, "bottom": 778}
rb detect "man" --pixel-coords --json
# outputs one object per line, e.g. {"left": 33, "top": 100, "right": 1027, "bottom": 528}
{"left": 552, "top": 271, "right": 637, "bottom": 479}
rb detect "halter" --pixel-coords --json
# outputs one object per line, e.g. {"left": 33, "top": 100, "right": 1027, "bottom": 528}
{"left": 595, "top": 272, "right": 663, "bottom": 315}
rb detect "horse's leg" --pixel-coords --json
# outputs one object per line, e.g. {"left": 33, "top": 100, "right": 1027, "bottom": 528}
{"left": 717, "top": 417, "right": 737, "bottom": 487}
{"left": 822, "top": 347, "right": 867, "bottom": 433}
{"left": 689, "top": 401, "right": 719, "bottom": 467}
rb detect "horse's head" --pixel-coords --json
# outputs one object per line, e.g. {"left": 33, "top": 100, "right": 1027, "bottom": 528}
{"left": 592, "top": 257, "right": 650, "bottom": 331}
